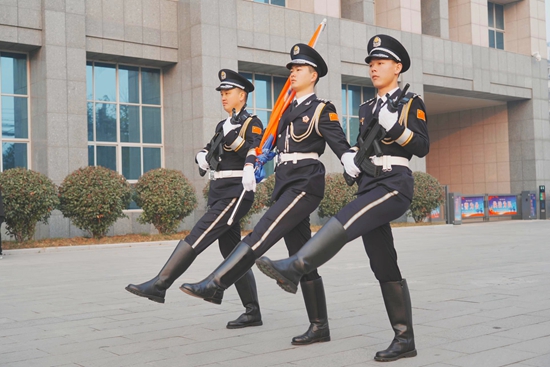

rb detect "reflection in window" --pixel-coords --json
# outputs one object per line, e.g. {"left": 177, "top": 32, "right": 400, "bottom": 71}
{"left": 488, "top": 2, "right": 504, "bottom": 50}
{"left": 253, "top": 0, "right": 285, "bottom": 6}
{"left": 240, "top": 72, "right": 288, "bottom": 178}
{"left": 87, "top": 61, "right": 163, "bottom": 192}
{"left": 341, "top": 84, "right": 375, "bottom": 144}
{"left": 0, "top": 52, "right": 29, "bottom": 170}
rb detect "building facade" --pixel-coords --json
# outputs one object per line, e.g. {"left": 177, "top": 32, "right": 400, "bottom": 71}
{"left": 0, "top": 0, "right": 548, "bottom": 238}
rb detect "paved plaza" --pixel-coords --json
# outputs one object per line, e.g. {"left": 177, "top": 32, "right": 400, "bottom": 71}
{"left": 1, "top": 220, "right": 550, "bottom": 367}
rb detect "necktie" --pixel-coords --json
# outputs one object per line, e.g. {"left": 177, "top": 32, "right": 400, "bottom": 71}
{"left": 290, "top": 99, "right": 298, "bottom": 112}
{"left": 374, "top": 98, "right": 384, "bottom": 117}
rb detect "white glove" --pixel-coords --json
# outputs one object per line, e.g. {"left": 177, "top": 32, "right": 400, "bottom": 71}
{"left": 242, "top": 164, "right": 256, "bottom": 192}
{"left": 341, "top": 152, "right": 361, "bottom": 178}
{"left": 196, "top": 151, "right": 209, "bottom": 171}
{"left": 223, "top": 117, "right": 241, "bottom": 136}
{"left": 378, "top": 104, "right": 398, "bottom": 131}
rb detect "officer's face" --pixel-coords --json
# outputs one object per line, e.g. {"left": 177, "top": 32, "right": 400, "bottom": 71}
{"left": 368, "top": 59, "right": 402, "bottom": 90}
{"left": 220, "top": 88, "right": 246, "bottom": 114}
{"left": 289, "top": 65, "right": 317, "bottom": 92}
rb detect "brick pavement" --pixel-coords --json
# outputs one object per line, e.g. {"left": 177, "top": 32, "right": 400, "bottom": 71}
{"left": 1, "top": 220, "right": 549, "bottom": 366}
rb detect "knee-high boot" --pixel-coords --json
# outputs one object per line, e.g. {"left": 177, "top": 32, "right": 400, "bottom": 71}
{"left": 374, "top": 279, "right": 417, "bottom": 362}
{"left": 125, "top": 240, "right": 197, "bottom": 303}
{"left": 292, "top": 277, "right": 330, "bottom": 345}
{"left": 226, "top": 269, "right": 263, "bottom": 329}
{"left": 255, "top": 217, "right": 348, "bottom": 294}
{"left": 180, "top": 241, "right": 255, "bottom": 305}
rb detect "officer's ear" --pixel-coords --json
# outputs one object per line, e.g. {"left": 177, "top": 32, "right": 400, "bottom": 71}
{"left": 238, "top": 89, "right": 246, "bottom": 102}
{"left": 394, "top": 62, "right": 403, "bottom": 75}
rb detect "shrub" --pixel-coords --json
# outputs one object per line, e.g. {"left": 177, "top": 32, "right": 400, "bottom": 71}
{"left": 134, "top": 168, "right": 197, "bottom": 234}
{"left": 318, "top": 172, "right": 357, "bottom": 218}
{"left": 409, "top": 171, "right": 445, "bottom": 223}
{"left": 202, "top": 173, "right": 276, "bottom": 227}
{"left": 0, "top": 168, "right": 59, "bottom": 242}
{"left": 58, "top": 166, "right": 132, "bottom": 238}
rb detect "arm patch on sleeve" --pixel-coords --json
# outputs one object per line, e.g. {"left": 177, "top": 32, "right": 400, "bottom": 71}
{"left": 252, "top": 126, "right": 262, "bottom": 135}
{"left": 329, "top": 113, "right": 339, "bottom": 121}
{"left": 417, "top": 109, "right": 426, "bottom": 121}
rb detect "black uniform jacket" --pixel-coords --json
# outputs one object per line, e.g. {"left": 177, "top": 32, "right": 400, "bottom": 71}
{"left": 203, "top": 111, "right": 263, "bottom": 206}
{"left": 273, "top": 94, "right": 350, "bottom": 200}
{"left": 354, "top": 88, "right": 430, "bottom": 201}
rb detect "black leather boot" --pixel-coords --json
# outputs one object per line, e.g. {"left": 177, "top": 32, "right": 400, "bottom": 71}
{"left": 292, "top": 277, "right": 330, "bottom": 345}
{"left": 226, "top": 269, "right": 263, "bottom": 329}
{"left": 180, "top": 241, "right": 256, "bottom": 305}
{"left": 125, "top": 240, "right": 197, "bottom": 303}
{"left": 256, "top": 217, "right": 348, "bottom": 294}
{"left": 374, "top": 279, "right": 417, "bottom": 362}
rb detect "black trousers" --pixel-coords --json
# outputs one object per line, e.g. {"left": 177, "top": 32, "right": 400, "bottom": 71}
{"left": 334, "top": 186, "right": 411, "bottom": 283}
{"left": 243, "top": 188, "right": 322, "bottom": 281}
{"left": 185, "top": 197, "right": 253, "bottom": 258}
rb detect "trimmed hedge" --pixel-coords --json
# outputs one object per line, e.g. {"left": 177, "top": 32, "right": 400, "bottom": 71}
{"left": 58, "top": 166, "right": 132, "bottom": 238}
{"left": 318, "top": 172, "right": 357, "bottom": 219}
{"left": 0, "top": 168, "right": 59, "bottom": 242}
{"left": 409, "top": 171, "right": 445, "bottom": 223}
{"left": 134, "top": 168, "right": 197, "bottom": 234}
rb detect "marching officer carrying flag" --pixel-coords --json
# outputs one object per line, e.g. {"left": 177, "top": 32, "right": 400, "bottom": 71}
{"left": 256, "top": 34, "right": 430, "bottom": 362}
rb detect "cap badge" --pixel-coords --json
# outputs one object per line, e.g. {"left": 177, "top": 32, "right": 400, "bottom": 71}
{"left": 220, "top": 71, "right": 226, "bottom": 80}
{"left": 293, "top": 45, "right": 300, "bottom": 55}
{"left": 302, "top": 115, "right": 310, "bottom": 123}
{"left": 373, "top": 36, "right": 381, "bottom": 47}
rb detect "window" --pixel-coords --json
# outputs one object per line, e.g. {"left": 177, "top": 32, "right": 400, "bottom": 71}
{"left": 0, "top": 52, "right": 29, "bottom": 171}
{"left": 488, "top": 2, "right": 504, "bottom": 50}
{"left": 253, "top": 0, "right": 285, "bottom": 6}
{"left": 241, "top": 72, "right": 287, "bottom": 176}
{"left": 341, "top": 84, "right": 375, "bottom": 144}
{"left": 86, "top": 61, "right": 163, "bottom": 182}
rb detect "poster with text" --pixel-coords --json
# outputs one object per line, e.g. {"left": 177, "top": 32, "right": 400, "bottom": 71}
{"left": 488, "top": 195, "right": 517, "bottom": 216}
{"left": 461, "top": 196, "right": 485, "bottom": 218}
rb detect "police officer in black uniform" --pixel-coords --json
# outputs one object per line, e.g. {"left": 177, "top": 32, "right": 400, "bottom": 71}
{"left": 126, "top": 69, "right": 265, "bottom": 329}
{"left": 180, "top": 44, "right": 351, "bottom": 345}
{"left": 255, "top": 35, "right": 430, "bottom": 362}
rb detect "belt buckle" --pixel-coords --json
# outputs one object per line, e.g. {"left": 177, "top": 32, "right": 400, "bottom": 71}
{"left": 208, "top": 170, "right": 216, "bottom": 180}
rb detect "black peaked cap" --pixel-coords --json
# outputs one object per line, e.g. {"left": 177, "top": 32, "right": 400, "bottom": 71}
{"left": 216, "top": 69, "right": 254, "bottom": 93}
{"left": 365, "top": 34, "right": 410, "bottom": 73}
{"left": 286, "top": 43, "right": 328, "bottom": 78}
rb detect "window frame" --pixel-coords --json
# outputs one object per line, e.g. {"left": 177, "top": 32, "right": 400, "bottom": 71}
{"left": 488, "top": 1, "right": 505, "bottom": 50}
{"left": 86, "top": 60, "right": 165, "bottom": 187}
{"left": 253, "top": 0, "right": 286, "bottom": 6}
{"left": 0, "top": 50, "right": 31, "bottom": 171}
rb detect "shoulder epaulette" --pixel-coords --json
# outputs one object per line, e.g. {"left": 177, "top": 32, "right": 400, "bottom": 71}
{"left": 360, "top": 97, "right": 376, "bottom": 107}
{"left": 316, "top": 98, "right": 330, "bottom": 104}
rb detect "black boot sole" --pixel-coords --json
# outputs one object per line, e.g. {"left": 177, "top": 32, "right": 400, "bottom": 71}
{"left": 125, "top": 285, "right": 165, "bottom": 304}
{"left": 291, "top": 335, "right": 331, "bottom": 345}
{"left": 374, "top": 349, "right": 417, "bottom": 362}
{"left": 179, "top": 285, "right": 222, "bottom": 305}
{"left": 255, "top": 260, "right": 298, "bottom": 294}
{"left": 226, "top": 320, "right": 263, "bottom": 329}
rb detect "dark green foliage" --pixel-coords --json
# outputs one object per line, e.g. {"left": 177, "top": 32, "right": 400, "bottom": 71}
{"left": 134, "top": 168, "right": 197, "bottom": 234}
{"left": 0, "top": 168, "right": 59, "bottom": 242}
{"left": 58, "top": 166, "right": 132, "bottom": 238}
{"left": 409, "top": 171, "right": 445, "bottom": 223}
{"left": 318, "top": 173, "right": 357, "bottom": 219}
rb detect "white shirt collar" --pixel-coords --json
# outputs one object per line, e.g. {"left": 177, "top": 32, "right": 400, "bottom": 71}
{"left": 295, "top": 93, "right": 314, "bottom": 106}
{"left": 376, "top": 87, "right": 399, "bottom": 103}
